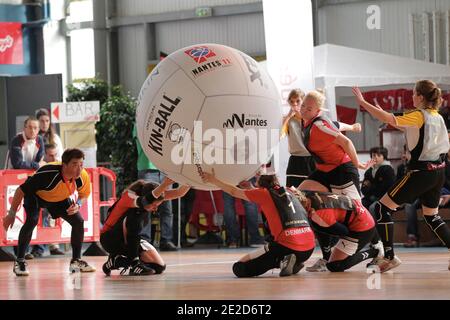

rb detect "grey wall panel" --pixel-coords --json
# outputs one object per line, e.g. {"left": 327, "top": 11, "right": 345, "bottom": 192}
{"left": 155, "top": 13, "right": 265, "bottom": 55}
{"left": 118, "top": 25, "right": 148, "bottom": 97}
{"left": 317, "top": 0, "right": 447, "bottom": 59}
{"left": 116, "top": 0, "right": 261, "bottom": 16}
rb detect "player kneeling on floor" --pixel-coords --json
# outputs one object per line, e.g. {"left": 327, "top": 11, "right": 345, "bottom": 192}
{"left": 292, "top": 189, "right": 384, "bottom": 272}
{"left": 100, "top": 177, "right": 189, "bottom": 276}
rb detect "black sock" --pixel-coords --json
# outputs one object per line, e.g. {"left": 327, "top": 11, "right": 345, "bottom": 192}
{"left": 373, "top": 202, "right": 395, "bottom": 259}
{"left": 424, "top": 214, "right": 450, "bottom": 248}
{"left": 317, "top": 232, "right": 334, "bottom": 261}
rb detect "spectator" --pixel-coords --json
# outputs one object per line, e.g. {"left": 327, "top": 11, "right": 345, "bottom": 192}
{"left": 361, "top": 146, "right": 396, "bottom": 211}
{"left": 8, "top": 117, "right": 45, "bottom": 170}
{"left": 35, "top": 108, "right": 64, "bottom": 159}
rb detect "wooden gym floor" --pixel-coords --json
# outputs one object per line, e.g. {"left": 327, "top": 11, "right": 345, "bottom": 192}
{"left": 0, "top": 247, "right": 449, "bottom": 300}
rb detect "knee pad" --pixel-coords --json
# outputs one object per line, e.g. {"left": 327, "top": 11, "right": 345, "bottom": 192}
{"left": 232, "top": 262, "right": 248, "bottom": 278}
{"left": 373, "top": 202, "right": 393, "bottom": 223}
{"left": 326, "top": 260, "right": 346, "bottom": 272}
{"left": 144, "top": 262, "right": 166, "bottom": 274}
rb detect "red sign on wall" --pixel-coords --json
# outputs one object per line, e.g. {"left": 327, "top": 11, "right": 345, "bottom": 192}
{"left": 0, "top": 22, "right": 23, "bottom": 65}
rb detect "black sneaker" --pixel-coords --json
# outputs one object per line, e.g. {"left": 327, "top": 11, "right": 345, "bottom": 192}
{"left": 102, "top": 255, "right": 129, "bottom": 276}
{"left": 14, "top": 259, "right": 29, "bottom": 276}
{"left": 129, "top": 259, "right": 155, "bottom": 276}
{"left": 159, "top": 241, "right": 178, "bottom": 251}
{"left": 293, "top": 260, "right": 304, "bottom": 275}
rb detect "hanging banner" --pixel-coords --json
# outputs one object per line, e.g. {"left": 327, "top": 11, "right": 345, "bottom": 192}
{"left": 0, "top": 22, "right": 23, "bottom": 65}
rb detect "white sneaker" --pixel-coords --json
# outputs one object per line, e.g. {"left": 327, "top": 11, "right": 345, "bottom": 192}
{"left": 367, "top": 256, "right": 402, "bottom": 273}
{"left": 13, "top": 260, "right": 29, "bottom": 276}
{"left": 306, "top": 258, "right": 328, "bottom": 272}
{"left": 279, "top": 254, "right": 296, "bottom": 277}
{"left": 69, "top": 259, "right": 96, "bottom": 273}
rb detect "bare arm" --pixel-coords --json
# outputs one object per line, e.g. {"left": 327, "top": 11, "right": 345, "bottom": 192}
{"left": 2, "top": 187, "right": 25, "bottom": 230}
{"left": 337, "top": 122, "right": 361, "bottom": 133}
{"left": 201, "top": 169, "right": 249, "bottom": 201}
{"left": 334, "top": 133, "right": 371, "bottom": 170}
{"left": 352, "top": 87, "right": 396, "bottom": 126}
{"left": 164, "top": 185, "right": 191, "bottom": 200}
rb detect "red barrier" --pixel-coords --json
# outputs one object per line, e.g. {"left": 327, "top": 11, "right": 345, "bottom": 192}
{"left": 0, "top": 167, "right": 116, "bottom": 246}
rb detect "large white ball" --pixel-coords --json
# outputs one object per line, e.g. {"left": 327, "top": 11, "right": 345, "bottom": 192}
{"left": 136, "top": 43, "right": 281, "bottom": 190}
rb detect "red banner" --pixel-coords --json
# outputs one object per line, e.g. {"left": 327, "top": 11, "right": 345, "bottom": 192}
{"left": 0, "top": 22, "right": 23, "bottom": 65}
{"left": 359, "top": 89, "right": 415, "bottom": 112}
{"left": 336, "top": 104, "right": 357, "bottom": 124}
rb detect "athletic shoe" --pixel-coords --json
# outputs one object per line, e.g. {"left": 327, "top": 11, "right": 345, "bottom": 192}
{"left": 102, "top": 255, "right": 129, "bottom": 276}
{"left": 293, "top": 260, "right": 305, "bottom": 275}
{"left": 69, "top": 259, "right": 96, "bottom": 273}
{"left": 305, "top": 258, "right": 327, "bottom": 272}
{"left": 367, "top": 256, "right": 402, "bottom": 273}
{"left": 129, "top": 259, "right": 155, "bottom": 276}
{"left": 279, "top": 254, "right": 296, "bottom": 277}
{"left": 13, "top": 259, "right": 29, "bottom": 276}
{"left": 24, "top": 253, "right": 34, "bottom": 260}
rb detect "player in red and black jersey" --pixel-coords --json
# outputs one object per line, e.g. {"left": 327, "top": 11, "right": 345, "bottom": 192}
{"left": 201, "top": 170, "right": 315, "bottom": 278}
{"left": 292, "top": 189, "right": 383, "bottom": 272}
{"left": 100, "top": 177, "right": 190, "bottom": 276}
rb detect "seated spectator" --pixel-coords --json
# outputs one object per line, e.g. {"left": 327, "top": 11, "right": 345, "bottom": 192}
{"left": 361, "top": 147, "right": 395, "bottom": 211}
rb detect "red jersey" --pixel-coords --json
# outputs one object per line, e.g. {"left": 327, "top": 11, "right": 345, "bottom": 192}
{"left": 101, "top": 190, "right": 140, "bottom": 234}
{"left": 244, "top": 188, "right": 315, "bottom": 251}
{"left": 303, "top": 116, "right": 351, "bottom": 172}
{"left": 310, "top": 200, "right": 374, "bottom": 232}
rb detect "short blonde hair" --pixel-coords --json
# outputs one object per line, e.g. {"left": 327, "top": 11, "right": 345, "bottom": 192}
{"left": 305, "top": 89, "right": 326, "bottom": 110}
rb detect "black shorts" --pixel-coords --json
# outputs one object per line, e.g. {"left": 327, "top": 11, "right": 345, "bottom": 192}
{"left": 308, "top": 162, "right": 361, "bottom": 195}
{"left": 388, "top": 168, "right": 445, "bottom": 208}
{"left": 286, "top": 155, "right": 316, "bottom": 187}
{"left": 100, "top": 217, "right": 127, "bottom": 256}
{"left": 24, "top": 194, "right": 74, "bottom": 219}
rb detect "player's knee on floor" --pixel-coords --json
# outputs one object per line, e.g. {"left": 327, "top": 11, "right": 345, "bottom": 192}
{"left": 232, "top": 262, "right": 250, "bottom": 278}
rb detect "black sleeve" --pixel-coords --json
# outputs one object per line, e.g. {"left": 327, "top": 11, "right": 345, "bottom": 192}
{"left": 332, "top": 121, "right": 340, "bottom": 129}
{"left": 361, "top": 170, "right": 373, "bottom": 196}
{"left": 375, "top": 166, "right": 396, "bottom": 197}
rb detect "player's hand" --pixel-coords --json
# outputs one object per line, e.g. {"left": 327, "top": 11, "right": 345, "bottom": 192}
{"left": 66, "top": 203, "right": 79, "bottom": 215}
{"left": 161, "top": 176, "right": 174, "bottom": 186}
{"left": 358, "top": 159, "right": 376, "bottom": 170}
{"left": 352, "top": 87, "right": 365, "bottom": 104}
{"left": 2, "top": 211, "right": 15, "bottom": 231}
{"left": 351, "top": 123, "right": 362, "bottom": 133}
{"left": 201, "top": 169, "right": 216, "bottom": 184}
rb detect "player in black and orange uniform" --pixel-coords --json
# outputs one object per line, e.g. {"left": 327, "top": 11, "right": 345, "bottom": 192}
{"left": 353, "top": 80, "right": 450, "bottom": 272}
{"left": 100, "top": 177, "right": 189, "bottom": 276}
{"left": 201, "top": 170, "right": 315, "bottom": 278}
{"left": 3, "top": 148, "right": 94, "bottom": 276}
{"left": 292, "top": 189, "right": 383, "bottom": 271}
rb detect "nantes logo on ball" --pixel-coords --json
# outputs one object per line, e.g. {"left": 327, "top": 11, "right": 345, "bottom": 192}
{"left": 185, "top": 46, "right": 232, "bottom": 77}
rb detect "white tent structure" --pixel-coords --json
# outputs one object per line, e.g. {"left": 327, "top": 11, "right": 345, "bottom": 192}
{"left": 314, "top": 44, "right": 450, "bottom": 120}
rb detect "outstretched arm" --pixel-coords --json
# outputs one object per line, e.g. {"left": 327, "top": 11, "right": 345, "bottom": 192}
{"left": 352, "top": 87, "right": 396, "bottom": 125}
{"left": 201, "top": 169, "right": 250, "bottom": 201}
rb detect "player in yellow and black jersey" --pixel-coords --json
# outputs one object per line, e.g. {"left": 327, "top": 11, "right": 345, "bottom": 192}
{"left": 353, "top": 80, "right": 450, "bottom": 273}
{"left": 3, "top": 148, "right": 96, "bottom": 276}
